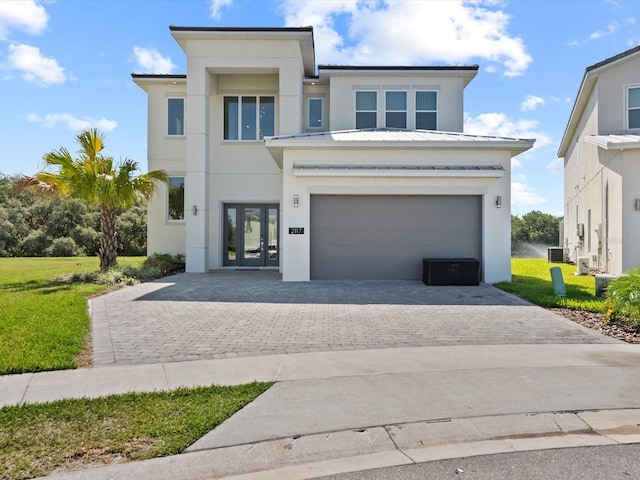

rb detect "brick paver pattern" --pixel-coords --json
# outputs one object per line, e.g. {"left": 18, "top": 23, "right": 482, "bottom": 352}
{"left": 90, "top": 271, "right": 617, "bottom": 366}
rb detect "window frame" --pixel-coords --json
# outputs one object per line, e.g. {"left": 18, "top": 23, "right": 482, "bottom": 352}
{"left": 627, "top": 85, "right": 640, "bottom": 130}
{"left": 223, "top": 95, "right": 276, "bottom": 141}
{"left": 385, "top": 90, "right": 407, "bottom": 129}
{"left": 415, "top": 91, "right": 438, "bottom": 131}
{"left": 355, "top": 91, "right": 377, "bottom": 129}
{"left": 166, "top": 176, "right": 185, "bottom": 223}
{"left": 307, "top": 97, "right": 323, "bottom": 129}
{"left": 167, "top": 97, "right": 185, "bottom": 137}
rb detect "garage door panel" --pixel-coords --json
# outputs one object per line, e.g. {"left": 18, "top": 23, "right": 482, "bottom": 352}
{"left": 311, "top": 195, "right": 482, "bottom": 280}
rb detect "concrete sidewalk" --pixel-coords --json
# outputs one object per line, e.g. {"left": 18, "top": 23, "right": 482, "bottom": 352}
{"left": 10, "top": 343, "right": 639, "bottom": 480}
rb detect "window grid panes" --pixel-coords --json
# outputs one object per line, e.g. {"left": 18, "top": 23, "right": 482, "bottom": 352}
{"left": 416, "top": 91, "right": 437, "bottom": 130}
{"left": 356, "top": 91, "right": 377, "bottom": 129}
{"left": 167, "top": 176, "right": 185, "bottom": 221}
{"left": 629, "top": 87, "right": 640, "bottom": 129}
{"left": 385, "top": 91, "right": 407, "bottom": 129}
{"left": 308, "top": 98, "right": 323, "bottom": 128}
{"left": 224, "top": 96, "right": 275, "bottom": 140}
{"left": 167, "top": 98, "right": 184, "bottom": 136}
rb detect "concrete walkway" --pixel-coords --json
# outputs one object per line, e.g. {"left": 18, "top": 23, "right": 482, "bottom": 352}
{"left": 2, "top": 272, "right": 639, "bottom": 479}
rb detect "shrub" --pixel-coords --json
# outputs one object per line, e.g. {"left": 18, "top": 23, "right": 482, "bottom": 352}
{"left": 45, "top": 237, "right": 83, "bottom": 257}
{"left": 605, "top": 269, "right": 640, "bottom": 328}
{"left": 143, "top": 253, "right": 185, "bottom": 275}
{"left": 20, "top": 229, "right": 51, "bottom": 256}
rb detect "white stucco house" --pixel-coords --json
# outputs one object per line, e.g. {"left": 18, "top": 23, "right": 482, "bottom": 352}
{"left": 558, "top": 45, "right": 640, "bottom": 274}
{"left": 133, "top": 26, "right": 534, "bottom": 282}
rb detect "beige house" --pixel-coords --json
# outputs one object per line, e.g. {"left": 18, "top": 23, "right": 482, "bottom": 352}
{"left": 133, "top": 26, "right": 533, "bottom": 282}
{"left": 559, "top": 45, "right": 640, "bottom": 274}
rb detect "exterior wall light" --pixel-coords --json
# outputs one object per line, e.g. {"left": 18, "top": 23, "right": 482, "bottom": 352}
{"left": 293, "top": 194, "right": 299, "bottom": 208}
{"left": 636, "top": 198, "right": 640, "bottom": 211}
{"left": 192, "top": 205, "right": 198, "bottom": 215}
{"left": 496, "top": 195, "right": 502, "bottom": 208}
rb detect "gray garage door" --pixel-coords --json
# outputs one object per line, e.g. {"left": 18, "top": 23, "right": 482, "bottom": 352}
{"left": 310, "top": 195, "right": 482, "bottom": 280}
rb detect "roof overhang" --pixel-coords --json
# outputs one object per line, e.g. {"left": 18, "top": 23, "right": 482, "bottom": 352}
{"left": 318, "top": 65, "right": 479, "bottom": 88}
{"left": 585, "top": 133, "right": 640, "bottom": 150}
{"left": 293, "top": 163, "right": 505, "bottom": 178}
{"left": 131, "top": 74, "right": 186, "bottom": 91}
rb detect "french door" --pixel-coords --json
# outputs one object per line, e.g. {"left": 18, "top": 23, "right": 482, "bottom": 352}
{"left": 223, "top": 204, "right": 279, "bottom": 267}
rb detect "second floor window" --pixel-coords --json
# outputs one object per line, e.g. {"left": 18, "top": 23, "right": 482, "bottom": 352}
{"left": 416, "top": 91, "right": 437, "bottom": 130}
{"left": 224, "top": 96, "right": 275, "bottom": 140}
{"left": 308, "top": 98, "right": 323, "bottom": 128}
{"left": 356, "top": 91, "right": 377, "bottom": 129}
{"left": 629, "top": 86, "right": 640, "bottom": 129}
{"left": 167, "top": 176, "right": 185, "bottom": 221}
{"left": 168, "top": 98, "right": 184, "bottom": 136}
{"left": 386, "top": 91, "right": 407, "bottom": 129}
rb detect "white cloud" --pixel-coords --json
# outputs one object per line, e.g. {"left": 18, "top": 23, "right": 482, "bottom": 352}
{"left": 512, "top": 181, "right": 546, "bottom": 207}
{"left": 520, "top": 95, "right": 545, "bottom": 111}
{"left": 0, "top": 0, "right": 48, "bottom": 40}
{"left": 546, "top": 157, "right": 564, "bottom": 173}
{"left": 210, "top": 0, "right": 232, "bottom": 20}
{"left": 589, "top": 21, "right": 619, "bottom": 40}
{"left": 464, "top": 112, "right": 551, "bottom": 148}
{"left": 7, "top": 43, "right": 65, "bottom": 86}
{"left": 132, "top": 46, "right": 176, "bottom": 74}
{"left": 280, "top": 0, "right": 532, "bottom": 77}
{"left": 28, "top": 112, "right": 117, "bottom": 132}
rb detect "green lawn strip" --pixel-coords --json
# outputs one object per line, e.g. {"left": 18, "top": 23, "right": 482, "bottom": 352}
{"left": 0, "top": 257, "right": 145, "bottom": 375}
{"left": 0, "top": 382, "right": 271, "bottom": 480}
{"left": 494, "top": 258, "right": 605, "bottom": 312}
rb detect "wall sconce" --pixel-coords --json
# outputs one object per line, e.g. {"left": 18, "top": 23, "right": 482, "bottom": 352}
{"left": 636, "top": 198, "right": 640, "bottom": 211}
{"left": 496, "top": 195, "right": 502, "bottom": 208}
{"left": 192, "top": 205, "right": 198, "bottom": 216}
{"left": 293, "top": 194, "right": 299, "bottom": 208}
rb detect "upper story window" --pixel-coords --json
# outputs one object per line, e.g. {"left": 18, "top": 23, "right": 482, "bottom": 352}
{"left": 224, "top": 96, "right": 275, "bottom": 140}
{"left": 167, "top": 98, "right": 184, "bottom": 136}
{"left": 167, "top": 176, "right": 185, "bottom": 221}
{"left": 308, "top": 98, "right": 323, "bottom": 128}
{"left": 385, "top": 91, "right": 407, "bottom": 129}
{"left": 355, "top": 91, "right": 377, "bottom": 129}
{"left": 628, "top": 86, "right": 640, "bottom": 129}
{"left": 415, "top": 91, "right": 437, "bottom": 130}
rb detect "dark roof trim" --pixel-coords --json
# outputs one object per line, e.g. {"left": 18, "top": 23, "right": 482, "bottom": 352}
{"left": 586, "top": 44, "right": 640, "bottom": 72}
{"left": 169, "top": 26, "right": 313, "bottom": 33}
{"left": 131, "top": 74, "right": 186, "bottom": 79}
{"left": 318, "top": 65, "right": 479, "bottom": 71}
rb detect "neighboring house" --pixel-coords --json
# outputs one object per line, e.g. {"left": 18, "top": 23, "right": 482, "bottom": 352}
{"left": 133, "top": 26, "right": 533, "bottom": 282}
{"left": 559, "top": 45, "right": 640, "bottom": 274}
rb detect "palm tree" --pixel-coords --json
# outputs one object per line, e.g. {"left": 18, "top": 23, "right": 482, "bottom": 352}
{"left": 15, "top": 128, "right": 168, "bottom": 270}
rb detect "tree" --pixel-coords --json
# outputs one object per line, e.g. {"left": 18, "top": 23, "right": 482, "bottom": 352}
{"left": 15, "top": 129, "right": 168, "bottom": 270}
{"left": 511, "top": 210, "right": 562, "bottom": 255}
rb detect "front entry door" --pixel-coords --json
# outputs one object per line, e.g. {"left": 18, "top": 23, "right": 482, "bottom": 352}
{"left": 224, "top": 204, "right": 279, "bottom": 267}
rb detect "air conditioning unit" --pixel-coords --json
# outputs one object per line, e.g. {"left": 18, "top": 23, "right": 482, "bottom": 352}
{"left": 548, "top": 247, "right": 568, "bottom": 263}
{"left": 577, "top": 256, "right": 590, "bottom": 275}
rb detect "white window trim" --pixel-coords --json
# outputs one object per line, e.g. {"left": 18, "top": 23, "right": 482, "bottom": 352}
{"left": 626, "top": 84, "right": 640, "bottom": 130}
{"left": 222, "top": 95, "right": 276, "bottom": 141}
{"left": 166, "top": 175, "right": 186, "bottom": 224}
{"left": 355, "top": 90, "right": 377, "bottom": 129}
{"left": 307, "top": 97, "right": 324, "bottom": 129}
{"left": 167, "top": 97, "right": 185, "bottom": 138}
{"left": 384, "top": 90, "right": 407, "bottom": 129}
{"left": 415, "top": 90, "right": 438, "bottom": 131}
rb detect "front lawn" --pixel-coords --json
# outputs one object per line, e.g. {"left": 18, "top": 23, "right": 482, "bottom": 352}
{"left": 0, "top": 257, "right": 144, "bottom": 375}
{"left": 494, "top": 258, "right": 604, "bottom": 312}
{"left": 0, "top": 383, "right": 271, "bottom": 480}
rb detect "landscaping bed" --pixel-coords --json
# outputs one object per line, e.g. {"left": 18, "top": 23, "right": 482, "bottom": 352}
{"left": 549, "top": 307, "right": 640, "bottom": 344}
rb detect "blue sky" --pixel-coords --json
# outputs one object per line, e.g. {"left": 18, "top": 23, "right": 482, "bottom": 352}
{"left": 1, "top": 0, "right": 639, "bottom": 217}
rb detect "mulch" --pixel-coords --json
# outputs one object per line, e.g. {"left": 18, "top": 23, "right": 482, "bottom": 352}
{"left": 549, "top": 307, "right": 640, "bottom": 344}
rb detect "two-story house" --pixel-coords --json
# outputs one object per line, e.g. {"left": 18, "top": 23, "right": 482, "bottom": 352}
{"left": 133, "top": 26, "right": 534, "bottom": 282}
{"left": 559, "top": 45, "right": 640, "bottom": 274}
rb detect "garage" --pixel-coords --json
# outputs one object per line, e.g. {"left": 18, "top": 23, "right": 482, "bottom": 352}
{"left": 310, "top": 194, "right": 482, "bottom": 280}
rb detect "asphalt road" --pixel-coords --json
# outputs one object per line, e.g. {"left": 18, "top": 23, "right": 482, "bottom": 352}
{"left": 317, "top": 444, "right": 640, "bottom": 480}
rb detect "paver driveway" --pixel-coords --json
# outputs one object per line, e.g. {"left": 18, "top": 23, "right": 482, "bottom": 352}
{"left": 89, "top": 271, "right": 616, "bottom": 366}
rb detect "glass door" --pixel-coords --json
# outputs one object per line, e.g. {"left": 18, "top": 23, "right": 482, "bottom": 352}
{"left": 224, "top": 204, "right": 279, "bottom": 267}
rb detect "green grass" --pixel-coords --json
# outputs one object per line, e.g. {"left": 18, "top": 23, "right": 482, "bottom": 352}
{"left": 0, "top": 257, "right": 144, "bottom": 375}
{"left": 494, "top": 258, "right": 605, "bottom": 312}
{"left": 0, "top": 383, "right": 271, "bottom": 480}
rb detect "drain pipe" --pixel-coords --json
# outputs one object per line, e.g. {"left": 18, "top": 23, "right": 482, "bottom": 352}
{"left": 550, "top": 266, "right": 567, "bottom": 297}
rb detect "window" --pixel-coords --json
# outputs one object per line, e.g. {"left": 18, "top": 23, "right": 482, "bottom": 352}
{"left": 385, "top": 91, "right": 407, "bottom": 129}
{"left": 308, "top": 98, "right": 323, "bottom": 128}
{"left": 167, "top": 176, "right": 185, "bottom": 221}
{"left": 628, "top": 86, "right": 640, "bottom": 129}
{"left": 224, "top": 96, "right": 275, "bottom": 140}
{"left": 416, "top": 91, "right": 437, "bottom": 130}
{"left": 356, "top": 91, "right": 377, "bottom": 129}
{"left": 167, "top": 98, "right": 184, "bottom": 136}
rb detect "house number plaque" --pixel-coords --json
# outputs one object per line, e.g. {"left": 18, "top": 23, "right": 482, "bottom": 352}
{"left": 288, "top": 227, "right": 304, "bottom": 234}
